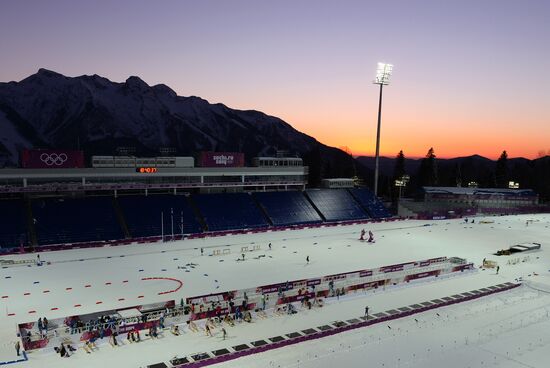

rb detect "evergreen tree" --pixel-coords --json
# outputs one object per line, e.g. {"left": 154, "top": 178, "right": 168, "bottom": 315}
{"left": 452, "top": 163, "right": 462, "bottom": 187}
{"left": 303, "top": 146, "right": 322, "bottom": 187}
{"left": 393, "top": 150, "right": 406, "bottom": 181}
{"left": 418, "top": 147, "right": 438, "bottom": 186}
{"left": 391, "top": 150, "right": 407, "bottom": 200}
{"left": 495, "top": 150, "right": 509, "bottom": 188}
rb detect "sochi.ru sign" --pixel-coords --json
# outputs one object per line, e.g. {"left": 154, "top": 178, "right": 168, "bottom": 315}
{"left": 198, "top": 151, "right": 244, "bottom": 167}
{"left": 21, "top": 149, "right": 85, "bottom": 169}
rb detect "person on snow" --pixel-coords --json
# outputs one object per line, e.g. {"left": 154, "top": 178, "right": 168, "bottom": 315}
{"left": 367, "top": 231, "right": 374, "bottom": 243}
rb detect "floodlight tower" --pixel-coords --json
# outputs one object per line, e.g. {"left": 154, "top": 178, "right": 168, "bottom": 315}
{"left": 373, "top": 62, "right": 393, "bottom": 196}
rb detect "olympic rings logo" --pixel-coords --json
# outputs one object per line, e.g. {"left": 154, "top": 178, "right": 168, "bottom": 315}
{"left": 39, "top": 153, "right": 68, "bottom": 166}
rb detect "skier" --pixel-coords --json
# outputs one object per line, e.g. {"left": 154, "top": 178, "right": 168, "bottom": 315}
{"left": 15, "top": 340, "right": 20, "bottom": 356}
{"left": 306, "top": 256, "right": 309, "bottom": 264}
{"left": 222, "top": 327, "right": 227, "bottom": 340}
{"left": 365, "top": 306, "right": 369, "bottom": 317}
{"left": 367, "top": 231, "right": 374, "bottom": 243}
{"left": 496, "top": 265, "right": 500, "bottom": 275}
{"left": 268, "top": 242, "right": 272, "bottom": 250}
{"left": 242, "top": 253, "right": 245, "bottom": 261}
{"left": 205, "top": 324, "right": 212, "bottom": 337}
{"left": 201, "top": 248, "right": 204, "bottom": 256}
{"left": 359, "top": 229, "right": 366, "bottom": 241}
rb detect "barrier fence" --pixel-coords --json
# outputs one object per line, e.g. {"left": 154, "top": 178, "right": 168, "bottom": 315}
{"left": 1, "top": 217, "right": 405, "bottom": 255}
{"left": 16, "top": 255, "right": 473, "bottom": 352}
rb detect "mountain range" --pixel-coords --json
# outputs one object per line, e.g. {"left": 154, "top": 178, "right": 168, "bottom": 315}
{"left": 0, "top": 69, "right": 548, "bottom": 200}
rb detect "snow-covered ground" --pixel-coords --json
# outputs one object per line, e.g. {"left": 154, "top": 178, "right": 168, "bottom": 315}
{"left": 1, "top": 214, "right": 549, "bottom": 367}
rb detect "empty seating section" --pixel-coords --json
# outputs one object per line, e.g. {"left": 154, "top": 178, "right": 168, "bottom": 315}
{"left": 118, "top": 195, "right": 202, "bottom": 237}
{"left": 193, "top": 193, "right": 268, "bottom": 231}
{"left": 3, "top": 188, "right": 390, "bottom": 248}
{"left": 349, "top": 188, "right": 391, "bottom": 218}
{"left": 32, "top": 197, "right": 124, "bottom": 245}
{"left": 254, "top": 191, "right": 322, "bottom": 226}
{"left": 306, "top": 189, "right": 368, "bottom": 221}
{"left": 0, "top": 200, "right": 28, "bottom": 249}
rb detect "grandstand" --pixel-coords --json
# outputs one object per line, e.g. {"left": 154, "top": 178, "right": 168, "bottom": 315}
{"left": 349, "top": 188, "right": 392, "bottom": 218}
{"left": 31, "top": 197, "right": 125, "bottom": 245}
{"left": 253, "top": 191, "right": 322, "bottom": 226}
{"left": 0, "top": 151, "right": 394, "bottom": 252}
{"left": 117, "top": 195, "right": 203, "bottom": 238}
{"left": 0, "top": 199, "right": 28, "bottom": 250}
{"left": 192, "top": 192, "right": 270, "bottom": 231}
{"left": 0, "top": 187, "right": 391, "bottom": 251}
{"left": 305, "top": 189, "right": 368, "bottom": 221}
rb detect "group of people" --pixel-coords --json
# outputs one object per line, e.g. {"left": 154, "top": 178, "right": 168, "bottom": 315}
{"left": 126, "top": 328, "right": 142, "bottom": 343}
{"left": 68, "top": 314, "right": 118, "bottom": 335}
{"left": 37, "top": 317, "right": 49, "bottom": 338}
{"left": 203, "top": 317, "right": 228, "bottom": 339}
{"left": 359, "top": 229, "right": 375, "bottom": 242}
{"left": 146, "top": 325, "right": 159, "bottom": 339}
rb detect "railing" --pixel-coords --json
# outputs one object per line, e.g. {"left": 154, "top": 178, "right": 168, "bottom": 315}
{"left": 0, "top": 180, "right": 306, "bottom": 194}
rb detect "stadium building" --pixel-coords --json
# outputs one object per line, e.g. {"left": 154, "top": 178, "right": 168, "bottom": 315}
{"left": 0, "top": 149, "right": 390, "bottom": 252}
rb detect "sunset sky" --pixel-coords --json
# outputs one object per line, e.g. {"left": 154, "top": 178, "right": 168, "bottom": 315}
{"left": 1, "top": 0, "right": 549, "bottom": 159}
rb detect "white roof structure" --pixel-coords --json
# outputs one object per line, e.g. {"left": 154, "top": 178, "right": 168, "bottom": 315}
{"left": 423, "top": 186, "right": 536, "bottom": 196}
{"left": 117, "top": 308, "right": 142, "bottom": 319}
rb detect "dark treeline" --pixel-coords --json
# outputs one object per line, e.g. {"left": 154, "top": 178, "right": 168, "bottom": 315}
{"left": 356, "top": 149, "right": 550, "bottom": 202}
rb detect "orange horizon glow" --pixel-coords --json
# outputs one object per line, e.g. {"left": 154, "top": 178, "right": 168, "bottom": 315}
{"left": 1, "top": 1, "right": 548, "bottom": 161}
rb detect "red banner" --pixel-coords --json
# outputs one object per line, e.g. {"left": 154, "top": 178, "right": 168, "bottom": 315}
{"left": 21, "top": 149, "right": 85, "bottom": 169}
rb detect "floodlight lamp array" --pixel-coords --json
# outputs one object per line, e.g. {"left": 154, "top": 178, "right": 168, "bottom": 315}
{"left": 374, "top": 62, "right": 393, "bottom": 85}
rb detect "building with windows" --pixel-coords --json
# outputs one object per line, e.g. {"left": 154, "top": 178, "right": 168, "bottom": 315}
{"left": 0, "top": 159, "right": 308, "bottom": 195}
{"left": 398, "top": 186, "right": 540, "bottom": 219}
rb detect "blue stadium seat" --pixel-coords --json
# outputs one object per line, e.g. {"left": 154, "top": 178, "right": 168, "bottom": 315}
{"left": 192, "top": 193, "right": 268, "bottom": 231}
{"left": 305, "top": 189, "right": 369, "bottom": 221}
{"left": 253, "top": 191, "right": 322, "bottom": 226}
{"left": 118, "top": 195, "right": 202, "bottom": 237}
{"left": 0, "top": 200, "right": 28, "bottom": 250}
{"left": 32, "top": 197, "right": 124, "bottom": 245}
{"left": 348, "top": 188, "right": 392, "bottom": 218}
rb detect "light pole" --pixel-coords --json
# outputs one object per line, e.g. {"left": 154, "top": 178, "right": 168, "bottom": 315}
{"left": 373, "top": 62, "right": 393, "bottom": 196}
